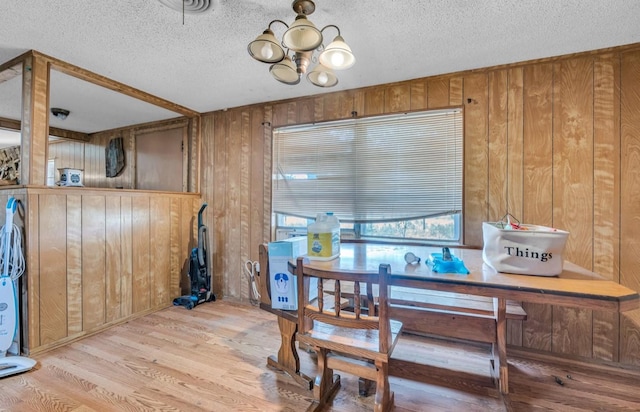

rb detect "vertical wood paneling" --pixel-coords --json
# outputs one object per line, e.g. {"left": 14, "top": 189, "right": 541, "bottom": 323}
{"left": 131, "top": 196, "right": 150, "bottom": 313}
{"left": 428, "top": 79, "right": 449, "bottom": 108}
{"left": 180, "top": 198, "right": 195, "bottom": 296}
{"left": 212, "top": 111, "right": 227, "bottom": 298}
{"left": 150, "top": 196, "right": 171, "bottom": 307}
{"left": 385, "top": 84, "right": 411, "bottom": 113}
{"left": 20, "top": 57, "right": 34, "bottom": 186}
{"left": 463, "top": 74, "right": 489, "bottom": 246}
{"left": 620, "top": 50, "right": 640, "bottom": 294}
{"left": 487, "top": 70, "right": 508, "bottom": 221}
{"left": 66, "top": 195, "right": 83, "bottom": 334}
{"left": 16, "top": 189, "right": 198, "bottom": 354}
{"left": 105, "top": 196, "right": 122, "bottom": 322}
{"left": 505, "top": 67, "right": 526, "bottom": 346}
{"left": 240, "top": 110, "right": 251, "bottom": 302}
{"left": 449, "top": 78, "right": 464, "bottom": 106}
{"left": 313, "top": 95, "right": 325, "bottom": 121}
{"left": 553, "top": 57, "right": 595, "bottom": 267}
{"left": 364, "top": 88, "right": 385, "bottom": 116}
{"left": 297, "top": 98, "right": 314, "bottom": 124}
{"left": 621, "top": 314, "right": 640, "bottom": 366}
{"left": 620, "top": 50, "right": 640, "bottom": 365}
{"left": 189, "top": 117, "right": 200, "bottom": 193}
{"left": 201, "top": 113, "right": 218, "bottom": 295}
{"left": 322, "top": 94, "right": 340, "bottom": 120}
{"left": 25, "top": 54, "right": 48, "bottom": 185}
{"left": 506, "top": 68, "right": 524, "bottom": 219}
{"left": 250, "top": 107, "right": 265, "bottom": 262}
{"left": 522, "top": 64, "right": 554, "bottom": 226}
{"left": 26, "top": 193, "right": 40, "bottom": 348}
{"left": 81, "top": 195, "right": 106, "bottom": 331}
{"left": 83, "top": 140, "right": 97, "bottom": 185}
{"left": 321, "top": 91, "right": 354, "bottom": 120}
{"left": 170, "top": 198, "right": 182, "bottom": 298}
{"left": 352, "top": 90, "right": 365, "bottom": 118}
{"left": 262, "top": 105, "right": 273, "bottom": 249}
{"left": 200, "top": 44, "right": 640, "bottom": 367}
{"left": 120, "top": 196, "right": 133, "bottom": 317}
{"left": 38, "top": 195, "right": 68, "bottom": 344}
{"left": 592, "top": 54, "right": 621, "bottom": 362}
{"left": 226, "top": 110, "right": 242, "bottom": 299}
{"left": 410, "top": 79, "right": 427, "bottom": 110}
{"left": 272, "top": 102, "right": 296, "bottom": 127}
{"left": 48, "top": 141, "right": 84, "bottom": 172}
{"left": 521, "top": 63, "right": 555, "bottom": 351}
{"left": 552, "top": 57, "right": 594, "bottom": 357}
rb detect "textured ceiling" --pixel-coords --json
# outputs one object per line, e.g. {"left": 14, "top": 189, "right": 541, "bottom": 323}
{"left": 1, "top": 0, "right": 639, "bottom": 136}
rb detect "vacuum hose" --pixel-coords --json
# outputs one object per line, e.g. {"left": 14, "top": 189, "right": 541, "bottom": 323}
{"left": 0, "top": 197, "right": 24, "bottom": 281}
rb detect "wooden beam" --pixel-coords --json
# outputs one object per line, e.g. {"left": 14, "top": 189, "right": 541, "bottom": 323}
{"left": 0, "top": 50, "right": 31, "bottom": 75}
{"left": 32, "top": 50, "right": 199, "bottom": 118}
{"left": 0, "top": 116, "right": 90, "bottom": 142}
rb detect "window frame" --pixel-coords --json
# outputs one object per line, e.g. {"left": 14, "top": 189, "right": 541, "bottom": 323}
{"left": 271, "top": 107, "right": 464, "bottom": 245}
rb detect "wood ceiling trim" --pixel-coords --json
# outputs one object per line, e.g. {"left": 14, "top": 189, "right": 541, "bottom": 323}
{"left": 31, "top": 50, "right": 200, "bottom": 119}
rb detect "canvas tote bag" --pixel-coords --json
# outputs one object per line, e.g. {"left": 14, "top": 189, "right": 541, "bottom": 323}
{"left": 482, "top": 216, "right": 569, "bottom": 276}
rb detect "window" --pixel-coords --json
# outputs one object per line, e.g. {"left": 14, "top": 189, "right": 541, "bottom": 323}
{"left": 272, "top": 108, "right": 463, "bottom": 243}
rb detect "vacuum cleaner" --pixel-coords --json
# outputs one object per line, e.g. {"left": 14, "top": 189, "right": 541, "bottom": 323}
{"left": 0, "top": 197, "right": 36, "bottom": 378}
{"left": 173, "top": 203, "right": 215, "bottom": 309}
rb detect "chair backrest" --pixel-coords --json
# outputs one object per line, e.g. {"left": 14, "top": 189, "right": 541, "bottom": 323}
{"left": 295, "top": 257, "right": 393, "bottom": 354}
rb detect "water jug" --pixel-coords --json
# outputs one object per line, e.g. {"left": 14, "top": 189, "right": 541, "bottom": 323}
{"left": 307, "top": 212, "right": 340, "bottom": 260}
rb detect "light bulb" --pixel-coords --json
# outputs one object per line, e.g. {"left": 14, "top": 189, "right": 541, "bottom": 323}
{"left": 404, "top": 252, "right": 421, "bottom": 264}
{"left": 261, "top": 43, "right": 274, "bottom": 60}
{"left": 331, "top": 52, "right": 345, "bottom": 68}
{"left": 317, "top": 71, "right": 329, "bottom": 85}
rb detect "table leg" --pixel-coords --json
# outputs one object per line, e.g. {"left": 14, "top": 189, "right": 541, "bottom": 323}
{"left": 266, "top": 316, "right": 314, "bottom": 389}
{"left": 491, "top": 297, "right": 509, "bottom": 394}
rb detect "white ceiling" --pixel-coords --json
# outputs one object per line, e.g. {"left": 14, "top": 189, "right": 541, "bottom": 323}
{"left": 1, "top": 0, "right": 639, "bottom": 138}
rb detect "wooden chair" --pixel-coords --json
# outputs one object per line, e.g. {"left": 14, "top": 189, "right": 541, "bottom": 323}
{"left": 295, "top": 257, "right": 403, "bottom": 412}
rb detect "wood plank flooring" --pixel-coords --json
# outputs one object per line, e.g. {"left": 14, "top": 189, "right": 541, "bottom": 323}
{"left": 2, "top": 300, "right": 640, "bottom": 411}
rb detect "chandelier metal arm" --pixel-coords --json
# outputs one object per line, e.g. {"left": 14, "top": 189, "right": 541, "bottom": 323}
{"left": 267, "top": 19, "right": 290, "bottom": 31}
{"left": 320, "top": 24, "right": 341, "bottom": 37}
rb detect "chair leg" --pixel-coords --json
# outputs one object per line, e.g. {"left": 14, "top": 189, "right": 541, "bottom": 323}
{"left": 359, "top": 376, "right": 376, "bottom": 396}
{"left": 359, "top": 359, "right": 377, "bottom": 396}
{"left": 374, "top": 360, "right": 393, "bottom": 412}
{"left": 308, "top": 348, "right": 341, "bottom": 412}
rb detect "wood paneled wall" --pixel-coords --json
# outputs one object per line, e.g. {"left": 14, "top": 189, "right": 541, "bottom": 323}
{"left": 201, "top": 44, "right": 640, "bottom": 366}
{"left": 48, "top": 118, "right": 192, "bottom": 190}
{"left": 12, "top": 187, "right": 200, "bottom": 354}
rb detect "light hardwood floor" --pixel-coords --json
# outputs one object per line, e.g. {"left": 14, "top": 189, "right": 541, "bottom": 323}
{"left": 2, "top": 300, "right": 640, "bottom": 411}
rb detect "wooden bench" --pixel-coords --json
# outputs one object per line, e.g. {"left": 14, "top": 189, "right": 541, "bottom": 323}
{"left": 257, "top": 243, "right": 527, "bottom": 393}
{"left": 323, "top": 281, "right": 525, "bottom": 339}
{"left": 323, "top": 281, "right": 526, "bottom": 387}
{"left": 389, "top": 288, "right": 526, "bottom": 341}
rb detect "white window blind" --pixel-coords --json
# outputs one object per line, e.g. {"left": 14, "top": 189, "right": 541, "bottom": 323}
{"left": 272, "top": 108, "right": 463, "bottom": 223}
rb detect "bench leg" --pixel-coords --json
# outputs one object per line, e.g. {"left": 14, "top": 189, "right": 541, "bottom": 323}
{"left": 266, "top": 316, "right": 314, "bottom": 389}
{"left": 308, "top": 348, "right": 341, "bottom": 412}
{"left": 491, "top": 297, "right": 509, "bottom": 394}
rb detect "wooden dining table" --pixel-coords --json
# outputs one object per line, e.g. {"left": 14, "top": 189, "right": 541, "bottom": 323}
{"left": 257, "top": 242, "right": 639, "bottom": 393}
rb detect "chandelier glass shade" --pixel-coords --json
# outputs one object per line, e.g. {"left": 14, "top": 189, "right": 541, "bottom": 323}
{"left": 247, "top": 29, "right": 286, "bottom": 63}
{"left": 247, "top": 0, "right": 355, "bottom": 87}
{"left": 270, "top": 56, "right": 301, "bottom": 85}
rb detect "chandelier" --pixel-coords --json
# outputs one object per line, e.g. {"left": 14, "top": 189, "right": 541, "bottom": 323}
{"left": 247, "top": 0, "right": 355, "bottom": 88}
